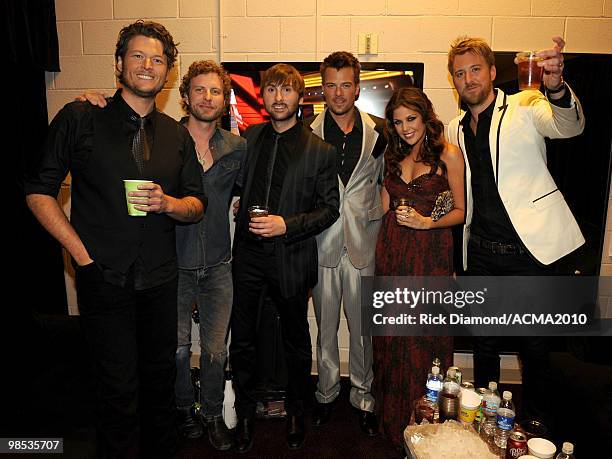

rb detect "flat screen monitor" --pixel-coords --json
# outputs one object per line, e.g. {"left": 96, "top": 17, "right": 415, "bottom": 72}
{"left": 220, "top": 61, "right": 424, "bottom": 134}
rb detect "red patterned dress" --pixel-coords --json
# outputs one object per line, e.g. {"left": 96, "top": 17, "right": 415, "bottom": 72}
{"left": 373, "top": 173, "right": 454, "bottom": 448}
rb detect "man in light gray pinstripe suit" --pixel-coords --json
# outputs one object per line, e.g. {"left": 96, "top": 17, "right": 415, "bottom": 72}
{"left": 306, "top": 51, "right": 386, "bottom": 436}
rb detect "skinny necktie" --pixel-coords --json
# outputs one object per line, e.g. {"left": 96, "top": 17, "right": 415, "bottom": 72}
{"left": 131, "top": 117, "right": 151, "bottom": 174}
{"left": 264, "top": 133, "right": 279, "bottom": 208}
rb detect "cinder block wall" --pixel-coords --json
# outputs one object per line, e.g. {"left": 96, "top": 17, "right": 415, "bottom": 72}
{"left": 48, "top": 0, "right": 612, "bottom": 369}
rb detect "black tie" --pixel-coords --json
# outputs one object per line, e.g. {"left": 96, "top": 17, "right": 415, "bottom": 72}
{"left": 264, "top": 133, "right": 279, "bottom": 208}
{"left": 131, "top": 117, "right": 151, "bottom": 174}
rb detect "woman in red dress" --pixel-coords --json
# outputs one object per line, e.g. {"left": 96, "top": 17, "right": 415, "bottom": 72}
{"left": 373, "top": 87, "right": 465, "bottom": 450}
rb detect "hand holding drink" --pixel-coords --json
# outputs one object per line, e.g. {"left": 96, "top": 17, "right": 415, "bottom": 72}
{"left": 124, "top": 180, "right": 153, "bottom": 216}
{"left": 393, "top": 198, "right": 415, "bottom": 225}
{"left": 124, "top": 180, "right": 169, "bottom": 216}
{"left": 248, "top": 205, "right": 287, "bottom": 237}
{"left": 515, "top": 36, "right": 566, "bottom": 94}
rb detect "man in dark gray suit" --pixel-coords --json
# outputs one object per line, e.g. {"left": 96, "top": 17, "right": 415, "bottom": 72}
{"left": 230, "top": 63, "right": 339, "bottom": 453}
{"left": 306, "top": 51, "right": 386, "bottom": 435}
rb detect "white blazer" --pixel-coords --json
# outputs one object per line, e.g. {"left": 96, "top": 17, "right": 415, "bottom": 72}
{"left": 447, "top": 87, "right": 586, "bottom": 269}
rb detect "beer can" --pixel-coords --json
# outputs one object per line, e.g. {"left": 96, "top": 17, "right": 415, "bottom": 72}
{"left": 506, "top": 430, "right": 528, "bottom": 458}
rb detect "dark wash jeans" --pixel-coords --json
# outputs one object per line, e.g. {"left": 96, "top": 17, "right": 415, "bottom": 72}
{"left": 466, "top": 239, "right": 555, "bottom": 425}
{"left": 76, "top": 263, "right": 178, "bottom": 459}
{"left": 175, "top": 262, "right": 232, "bottom": 420}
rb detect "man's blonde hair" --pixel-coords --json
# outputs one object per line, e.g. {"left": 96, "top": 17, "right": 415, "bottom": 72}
{"left": 447, "top": 36, "right": 495, "bottom": 74}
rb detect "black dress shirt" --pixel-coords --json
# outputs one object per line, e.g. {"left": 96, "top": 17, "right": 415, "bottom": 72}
{"left": 323, "top": 108, "right": 362, "bottom": 186}
{"left": 247, "top": 121, "right": 301, "bottom": 214}
{"left": 25, "top": 89, "right": 205, "bottom": 289}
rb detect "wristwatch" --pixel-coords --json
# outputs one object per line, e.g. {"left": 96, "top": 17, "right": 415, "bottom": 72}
{"left": 546, "top": 76, "right": 566, "bottom": 94}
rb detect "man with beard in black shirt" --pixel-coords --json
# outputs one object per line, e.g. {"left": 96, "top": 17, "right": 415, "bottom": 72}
{"left": 25, "top": 21, "right": 205, "bottom": 458}
{"left": 230, "top": 63, "right": 339, "bottom": 453}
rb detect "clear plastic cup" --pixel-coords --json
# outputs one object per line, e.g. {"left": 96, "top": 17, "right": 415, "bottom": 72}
{"left": 516, "top": 51, "right": 544, "bottom": 91}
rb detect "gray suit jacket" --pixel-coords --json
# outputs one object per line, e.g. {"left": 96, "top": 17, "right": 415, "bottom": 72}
{"left": 306, "top": 109, "right": 386, "bottom": 269}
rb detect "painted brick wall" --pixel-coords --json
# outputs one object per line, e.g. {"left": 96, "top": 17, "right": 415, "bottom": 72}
{"left": 47, "top": 0, "right": 612, "bottom": 366}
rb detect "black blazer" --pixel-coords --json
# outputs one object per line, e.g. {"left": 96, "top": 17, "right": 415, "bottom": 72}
{"left": 234, "top": 122, "right": 340, "bottom": 297}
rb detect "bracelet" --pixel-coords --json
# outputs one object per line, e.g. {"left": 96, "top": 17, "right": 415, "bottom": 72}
{"left": 546, "top": 77, "right": 566, "bottom": 94}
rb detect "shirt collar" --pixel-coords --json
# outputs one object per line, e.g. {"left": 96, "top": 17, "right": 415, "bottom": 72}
{"left": 269, "top": 119, "right": 302, "bottom": 141}
{"left": 180, "top": 116, "right": 223, "bottom": 142}
{"left": 325, "top": 107, "right": 362, "bottom": 135}
{"left": 113, "top": 88, "right": 157, "bottom": 126}
{"left": 459, "top": 90, "right": 497, "bottom": 127}
{"left": 180, "top": 116, "right": 228, "bottom": 162}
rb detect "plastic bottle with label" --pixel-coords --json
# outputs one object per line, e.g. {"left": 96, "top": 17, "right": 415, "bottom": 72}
{"left": 442, "top": 368, "right": 461, "bottom": 394}
{"left": 481, "top": 381, "right": 501, "bottom": 436}
{"left": 555, "top": 442, "right": 575, "bottom": 459}
{"left": 493, "top": 390, "right": 515, "bottom": 448}
{"left": 425, "top": 366, "right": 443, "bottom": 404}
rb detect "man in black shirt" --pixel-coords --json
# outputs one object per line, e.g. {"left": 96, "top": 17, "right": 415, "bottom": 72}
{"left": 230, "top": 64, "right": 339, "bottom": 452}
{"left": 25, "top": 21, "right": 205, "bottom": 458}
{"left": 447, "top": 36, "right": 584, "bottom": 425}
{"left": 305, "top": 51, "right": 386, "bottom": 435}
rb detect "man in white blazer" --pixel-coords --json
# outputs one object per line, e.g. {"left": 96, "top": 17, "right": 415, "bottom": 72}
{"left": 446, "top": 36, "right": 585, "bottom": 424}
{"left": 305, "top": 51, "right": 386, "bottom": 435}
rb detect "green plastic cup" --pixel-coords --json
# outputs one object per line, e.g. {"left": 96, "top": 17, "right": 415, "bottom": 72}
{"left": 123, "top": 179, "right": 153, "bottom": 217}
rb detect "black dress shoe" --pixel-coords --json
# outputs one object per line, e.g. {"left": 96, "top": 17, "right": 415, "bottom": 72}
{"left": 205, "top": 416, "right": 233, "bottom": 451}
{"left": 312, "top": 402, "right": 333, "bottom": 427}
{"left": 286, "top": 415, "right": 305, "bottom": 450}
{"left": 234, "top": 417, "right": 254, "bottom": 454}
{"left": 358, "top": 409, "right": 378, "bottom": 437}
{"left": 177, "top": 406, "right": 203, "bottom": 439}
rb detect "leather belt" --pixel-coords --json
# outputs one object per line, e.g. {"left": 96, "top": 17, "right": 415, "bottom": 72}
{"left": 470, "top": 233, "right": 525, "bottom": 255}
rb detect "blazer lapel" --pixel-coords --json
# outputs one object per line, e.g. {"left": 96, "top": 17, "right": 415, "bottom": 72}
{"left": 311, "top": 110, "right": 346, "bottom": 193}
{"left": 310, "top": 112, "right": 325, "bottom": 139}
{"left": 345, "top": 110, "right": 378, "bottom": 192}
{"left": 488, "top": 89, "right": 509, "bottom": 186}
{"left": 241, "top": 123, "right": 267, "bottom": 215}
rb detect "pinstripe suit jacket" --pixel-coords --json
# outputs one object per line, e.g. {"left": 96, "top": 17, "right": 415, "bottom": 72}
{"left": 234, "top": 122, "right": 340, "bottom": 297}
{"left": 306, "top": 109, "right": 386, "bottom": 269}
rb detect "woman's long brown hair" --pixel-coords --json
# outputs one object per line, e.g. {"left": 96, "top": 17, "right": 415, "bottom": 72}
{"left": 383, "top": 87, "right": 446, "bottom": 179}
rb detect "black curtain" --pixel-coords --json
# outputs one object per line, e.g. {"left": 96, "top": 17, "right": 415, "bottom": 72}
{"left": 4, "top": 0, "right": 67, "bottom": 314}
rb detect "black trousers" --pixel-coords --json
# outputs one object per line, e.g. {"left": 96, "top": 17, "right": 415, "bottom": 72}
{"left": 76, "top": 263, "right": 178, "bottom": 459}
{"left": 230, "top": 240, "right": 312, "bottom": 418}
{"left": 466, "top": 240, "right": 555, "bottom": 425}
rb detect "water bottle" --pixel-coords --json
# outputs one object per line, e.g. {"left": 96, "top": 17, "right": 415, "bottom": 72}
{"left": 555, "top": 442, "right": 575, "bottom": 459}
{"left": 493, "top": 390, "right": 515, "bottom": 448}
{"left": 425, "top": 366, "right": 443, "bottom": 404}
{"left": 481, "top": 381, "right": 501, "bottom": 436}
{"left": 443, "top": 368, "right": 461, "bottom": 393}
{"left": 222, "top": 370, "right": 237, "bottom": 429}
